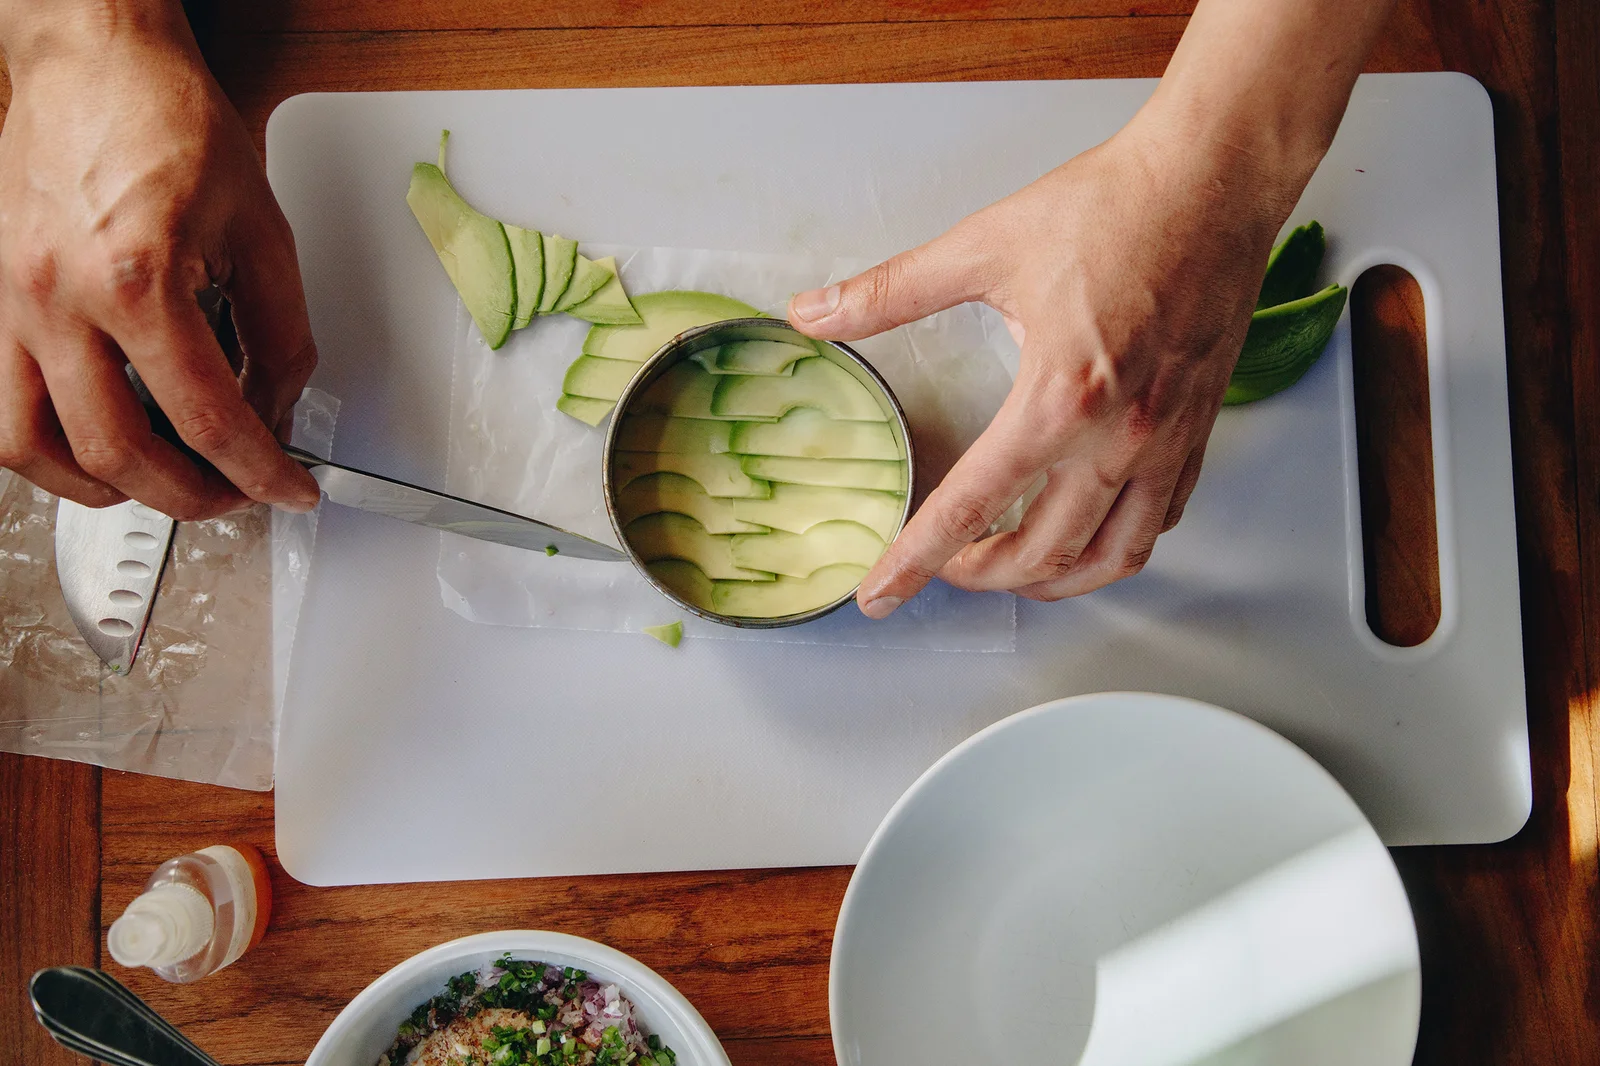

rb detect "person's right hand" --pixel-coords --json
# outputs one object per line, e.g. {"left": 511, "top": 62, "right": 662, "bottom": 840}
{"left": 0, "top": 6, "right": 321, "bottom": 518}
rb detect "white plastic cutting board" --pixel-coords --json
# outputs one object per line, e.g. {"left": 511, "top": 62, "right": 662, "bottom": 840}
{"left": 269, "top": 74, "right": 1527, "bottom": 885}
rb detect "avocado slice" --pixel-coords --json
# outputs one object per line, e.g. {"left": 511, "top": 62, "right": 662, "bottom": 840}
{"left": 729, "top": 520, "right": 887, "bottom": 578}
{"left": 537, "top": 234, "right": 579, "bottom": 314}
{"left": 581, "top": 291, "right": 762, "bottom": 362}
{"left": 730, "top": 409, "right": 902, "bottom": 461}
{"left": 712, "top": 357, "right": 889, "bottom": 422}
{"left": 563, "top": 356, "right": 642, "bottom": 401}
{"left": 711, "top": 563, "right": 869, "bottom": 618}
{"left": 738, "top": 455, "right": 907, "bottom": 493}
{"left": 406, "top": 162, "right": 515, "bottom": 349}
{"left": 731, "top": 483, "right": 904, "bottom": 541}
{"left": 696, "top": 340, "right": 815, "bottom": 376}
{"left": 556, "top": 394, "right": 616, "bottom": 427}
{"left": 1256, "top": 221, "right": 1327, "bottom": 310}
{"left": 566, "top": 256, "right": 642, "bottom": 326}
{"left": 614, "top": 472, "right": 769, "bottom": 534}
{"left": 505, "top": 225, "right": 544, "bottom": 329}
{"left": 615, "top": 415, "right": 734, "bottom": 454}
{"left": 636, "top": 362, "right": 778, "bottom": 422}
{"left": 647, "top": 559, "right": 717, "bottom": 612}
{"left": 1226, "top": 282, "right": 1349, "bottom": 405}
{"left": 553, "top": 253, "right": 614, "bottom": 314}
{"left": 613, "top": 451, "right": 771, "bottom": 499}
{"left": 641, "top": 621, "right": 684, "bottom": 647}
{"left": 623, "top": 512, "right": 775, "bottom": 581}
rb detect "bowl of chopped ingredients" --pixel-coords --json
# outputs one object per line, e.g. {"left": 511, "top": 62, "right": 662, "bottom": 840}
{"left": 306, "top": 931, "right": 729, "bottom": 1066}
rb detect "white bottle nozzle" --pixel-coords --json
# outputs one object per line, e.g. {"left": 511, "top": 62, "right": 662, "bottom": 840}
{"left": 108, "top": 883, "right": 214, "bottom": 969}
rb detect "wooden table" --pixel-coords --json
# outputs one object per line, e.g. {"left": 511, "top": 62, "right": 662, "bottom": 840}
{"left": 2, "top": 2, "right": 1597, "bottom": 1063}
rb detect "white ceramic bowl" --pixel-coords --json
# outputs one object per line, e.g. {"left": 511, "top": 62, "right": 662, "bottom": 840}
{"left": 306, "top": 931, "right": 731, "bottom": 1066}
{"left": 831, "top": 693, "right": 1421, "bottom": 1066}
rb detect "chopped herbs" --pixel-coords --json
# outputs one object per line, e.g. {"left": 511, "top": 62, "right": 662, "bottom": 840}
{"left": 377, "top": 956, "right": 676, "bottom": 1066}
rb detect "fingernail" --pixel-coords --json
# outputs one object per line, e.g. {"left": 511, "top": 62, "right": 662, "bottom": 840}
{"left": 861, "top": 595, "right": 903, "bottom": 620}
{"left": 791, "top": 285, "right": 841, "bottom": 322}
{"left": 277, "top": 499, "right": 317, "bottom": 514}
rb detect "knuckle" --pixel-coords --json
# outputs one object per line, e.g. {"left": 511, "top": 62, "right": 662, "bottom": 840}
{"left": 929, "top": 496, "right": 994, "bottom": 545}
{"left": 72, "top": 436, "right": 139, "bottom": 482}
{"left": 98, "top": 244, "right": 171, "bottom": 311}
{"left": 1018, "top": 543, "right": 1084, "bottom": 583}
{"left": 1117, "top": 544, "right": 1155, "bottom": 579}
{"left": 7, "top": 247, "right": 60, "bottom": 304}
{"left": 172, "top": 403, "right": 242, "bottom": 456}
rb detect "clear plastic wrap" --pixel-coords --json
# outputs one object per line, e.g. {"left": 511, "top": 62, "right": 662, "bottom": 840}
{"left": 436, "top": 247, "right": 1021, "bottom": 651}
{"left": 0, "top": 390, "right": 339, "bottom": 789}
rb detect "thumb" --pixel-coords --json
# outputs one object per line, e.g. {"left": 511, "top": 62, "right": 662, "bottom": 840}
{"left": 788, "top": 225, "right": 987, "bottom": 341}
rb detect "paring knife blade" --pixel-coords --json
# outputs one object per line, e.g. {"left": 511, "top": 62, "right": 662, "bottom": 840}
{"left": 283, "top": 446, "right": 628, "bottom": 563}
{"left": 53, "top": 498, "right": 174, "bottom": 674}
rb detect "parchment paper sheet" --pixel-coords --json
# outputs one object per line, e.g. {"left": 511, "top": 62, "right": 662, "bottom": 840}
{"left": 437, "top": 247, "right": 1022, "bottom": 652}
{"left": 0, "top": 391, "right": 338, "bottom": 789}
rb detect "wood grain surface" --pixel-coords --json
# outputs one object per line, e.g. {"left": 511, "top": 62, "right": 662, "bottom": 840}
{"left": 2, "top": 1, "right": 1597, "bottom": 1064}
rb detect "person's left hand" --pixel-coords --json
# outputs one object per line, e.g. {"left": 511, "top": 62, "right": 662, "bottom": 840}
{"left": 787, "top": 114, "right": 1296, "bottom": 617}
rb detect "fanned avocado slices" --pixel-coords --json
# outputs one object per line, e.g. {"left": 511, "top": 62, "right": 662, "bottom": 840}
{"left": 1256, "top": 220, "right": 1328, "bottom": 310}
{"left": 537, "top": 234, "right": 579, "bottom": 314}
{"left": 405, "top": 133, "right": 516, "bottom": 349}
{"left": 505, "top": 225, "right": 544, "bottom": 330}
{"left": 553, "top": 254, "right": 615, "bottom": 314}
{"left": 567, "top": 256, "right": 642, "bottom": 325}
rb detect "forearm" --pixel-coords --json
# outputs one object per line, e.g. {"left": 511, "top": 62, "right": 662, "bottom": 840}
{"left": 1132, "top": 0, "right": 1398, "bottom": 214}
{"left": 0, "top": 0, "right": 195, "bottom": 75}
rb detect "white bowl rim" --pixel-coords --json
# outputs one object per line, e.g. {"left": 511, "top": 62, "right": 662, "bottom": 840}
{"left": 308, "top": 930, "right": 732, "bottom": 1066}
{"left": 829, "top": 690, "right": 1421, "bottom": 1065}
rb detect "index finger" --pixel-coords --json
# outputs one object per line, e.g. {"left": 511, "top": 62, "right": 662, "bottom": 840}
{"left": 116, "top": 293, "right": 320, "bottom": 511}
{"left": 856, "top": 394, "right": 1056, "bottom": 618}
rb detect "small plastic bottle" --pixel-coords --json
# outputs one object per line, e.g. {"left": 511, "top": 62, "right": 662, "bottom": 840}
{"left": 106, "top": 844, "right": 272, "bottom": 983}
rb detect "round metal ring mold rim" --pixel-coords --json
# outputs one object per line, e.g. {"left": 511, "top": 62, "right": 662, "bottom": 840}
{"left": 602, "top": 317, "right": 916, "bottom": 629}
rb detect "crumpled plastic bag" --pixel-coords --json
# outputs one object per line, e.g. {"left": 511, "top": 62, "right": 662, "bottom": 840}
{"left": 0, "top": 390, "right": 338, "bottom": 790}
{"left": 436, "top": 246, "right": 1022, "bottom": 652}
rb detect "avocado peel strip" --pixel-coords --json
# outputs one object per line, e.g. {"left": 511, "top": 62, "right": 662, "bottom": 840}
{"left": 1226, "top": 221, "right": 1348, "bottom": 405}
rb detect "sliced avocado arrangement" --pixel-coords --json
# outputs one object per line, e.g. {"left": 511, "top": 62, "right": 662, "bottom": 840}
{"left": 406, "top": 131, "right": 641, "bottom": 348}
{"left": 609, "top": 333, "right": 909, "bottom": 620}
{"left": 406, "top": 136, "right": 516, "bottom": 350}
{"left": 1227, "top": 221, "right": 1348, "bottom": 405}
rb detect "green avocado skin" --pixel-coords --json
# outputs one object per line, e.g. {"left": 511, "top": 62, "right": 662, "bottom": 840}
{"left": 1255, "top": 220, "right": 1327, "bottom": 310}
{"left": 1225, "top": 283, "right": 1349, "bottom": 405}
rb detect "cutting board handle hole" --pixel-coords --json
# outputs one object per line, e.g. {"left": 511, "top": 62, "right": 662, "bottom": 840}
{"left": 1350, "top": 264, "right": 1441, "bottom": 648}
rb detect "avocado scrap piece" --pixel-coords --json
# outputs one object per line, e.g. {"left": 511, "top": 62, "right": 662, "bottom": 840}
{"left": 642, "top": 621, "right": 684, "bottom": 648}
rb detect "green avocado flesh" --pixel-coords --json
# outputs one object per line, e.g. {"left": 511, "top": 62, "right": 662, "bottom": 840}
{"left": 406, "top": 162, "right": 515, "bottom": 349}
{"left": 732, "top": 483, "right": 904, "bottom": 542}
{"left": 642, "top": 621, "right": 683, "bottom": 647}
{"left": 623, "top": 513, "right": 775, "bottom": 581}
{"left": 563, "top": 356, "right": 642, "bottom": 400}
{"left": 1226, "top": 283, "right": 1349, "bottom": 405}
{"left": 637, "top": 362, "right": 777, "bottom": 422}
{"left": 505, "top": 225, "right": 545, "bottom": 329}
{"left": 566, "top": 256, "right": 642, "bottom": 325}
{"left": 739, "top": 455, "right": 907, "bottom": 493}
{"left": 538, "top": 234, "right": 579, "bottom": 314}
{"left": 1228, "top": 220, "right": 1346, "bottom": 404}
{"left": 614, "top": 473, "right": 769, "bottom": 534}
{"left": 712, "top": 358, "right": 889, "bottom": 422}
{"left": 581, "top": 291, "right": 762, "bottom": 361}
{"left": 647, "top": 559, "right": 716, "bottom": 608}
{"left": 557, "top": 395, "right": 616, "bottom": 426}
{"left": 616, "top": 415, "right": 734, "bottom": 454}
{"left": 712, "top": 564, "right": 869, "bottom": 618}
{"left": 554, "top": 254, "right": 614, "bottom": 313}
{"left": 613, "top": 450, "right": 771, "bottom": 499}
{"left": 705, "top": 340, "right": 817, "bottom": 376}
{"left": 731, "top": 408, "right": 903, "bottom": 461}
{"left": 729, "top": 521, "right": 887, "bottom": 578}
